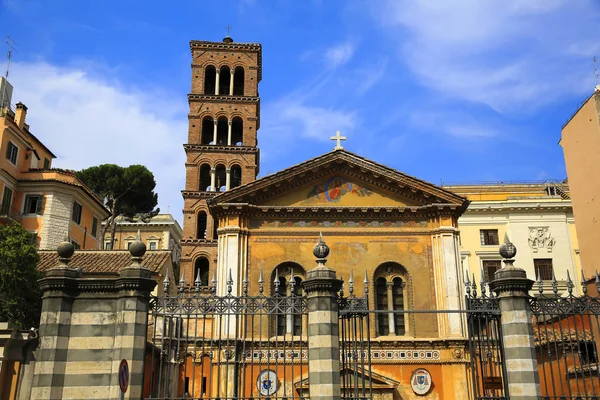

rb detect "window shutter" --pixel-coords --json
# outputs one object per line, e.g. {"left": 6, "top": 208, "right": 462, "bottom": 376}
{"left": 36, "top": 196, "right": 44, "bottom": 214}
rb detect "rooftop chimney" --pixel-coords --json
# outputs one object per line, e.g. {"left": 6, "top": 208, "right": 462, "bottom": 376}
{"left": 14, "top": 102, "right": 27, "bottom": 129}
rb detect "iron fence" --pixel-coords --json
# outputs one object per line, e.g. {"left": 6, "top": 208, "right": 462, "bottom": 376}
{"left": 530, "top": 272, "right": 600, "bottom": 400}
{"left": 146, "top": 269, "right": 308, "bottom": 400}
{"left": 465, "top": 274, "right": 508, "bottom": 400}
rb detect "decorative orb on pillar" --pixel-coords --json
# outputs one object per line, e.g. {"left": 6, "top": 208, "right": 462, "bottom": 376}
{"left": 313, "top": 233, "right": 330, "bottom": 265}
{"left": 57, "top": 238, "right": 75, "bottom": 265}
{"left": 499, "top": 240, "right": 517, "bottom": 259}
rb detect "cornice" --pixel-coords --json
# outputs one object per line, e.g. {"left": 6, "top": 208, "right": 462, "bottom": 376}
{"left": 249, "top": 230, "right": 437, "bottom": 237}
{"left": 184, "top": 144, "right": 259, "bottom": 155}
{"left": 465, "top": 201, "right": 572, "bottom": 213}
{"left": 182, "top": 191, "right": 219, "bottom": 199}
{"left": 189, "top": 40, "right": 262, "bottom": 81}
{"left": 181, "top": 239, "right": 218, "bottom": 246}
{"left": 188, "top": 94, "right": 259, "bottom": 103}
{"left": 211, "top": 203, "right": 461, "bottom": 219}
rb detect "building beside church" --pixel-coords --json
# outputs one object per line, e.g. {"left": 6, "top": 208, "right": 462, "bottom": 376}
{"left": 0, "top": 86, "right": 109, "bottom": 249}
{"left": 561, "top": 89, "right": 600, "bottom": 278}
{"left": 179, "top": 35, "right": 473, "bottom": 399}
{"left": 103, "top": 214, "right": 183, "bottom": 264}
{"left": 444, "top": 181, "right": 581, "bottom": 295}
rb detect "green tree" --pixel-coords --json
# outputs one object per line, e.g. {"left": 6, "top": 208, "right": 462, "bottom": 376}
{"left": 0, "top": 223, "right": 42, "bottom": 328}
{"left": 76, "top": 164, "right": 160, "bottom": 248}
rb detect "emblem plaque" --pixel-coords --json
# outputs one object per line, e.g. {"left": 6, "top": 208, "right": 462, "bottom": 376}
{"left": 257, "top": 369, "right": 278, "bottom": 396}
{"left": 411, "top": 368, "right": 432, "bottom": 395}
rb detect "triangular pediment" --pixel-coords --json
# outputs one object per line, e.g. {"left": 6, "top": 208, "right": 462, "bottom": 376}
{"left": 295, "top": 367, "right": 400, "bottom": 390}
{"left": 212, "top": 150, "right": 467, "bottom": 210}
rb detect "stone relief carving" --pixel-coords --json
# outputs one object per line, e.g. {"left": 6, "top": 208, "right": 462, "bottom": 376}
{"left": 528, "top": 227, "right": 556, "bottom": 253}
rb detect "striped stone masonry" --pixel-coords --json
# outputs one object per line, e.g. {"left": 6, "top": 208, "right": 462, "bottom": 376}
{"left": 31, "top": 242, "right": 156, "bottom": 400}
{"left": 489, "top": 254, "right": 542, "bottom": 400}
{"left": 302, "top": 264, "right": 343, "bottom": 400}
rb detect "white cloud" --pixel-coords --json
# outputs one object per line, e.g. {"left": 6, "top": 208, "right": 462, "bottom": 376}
{"left": 376, "top": 0, "right": 599, "bottom": 113}
{"left": 324, "top": 42, "right": 355, "bottom": 68}
{"left": 9, "top": 62, "right": 188, "bottom": 222}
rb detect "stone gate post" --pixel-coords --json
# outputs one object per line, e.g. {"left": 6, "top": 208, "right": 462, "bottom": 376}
{"left": 488, "top": 238, "right": 541, "bottom": 400}
{"left": 31, "top": 236, "right": 156, "bottom": 400}
{"left": 302, "top": 234, "right": 343, "bottom": 400}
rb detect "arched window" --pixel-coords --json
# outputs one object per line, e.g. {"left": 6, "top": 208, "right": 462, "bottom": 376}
{"left": 231, "top": 165, "right": 242, "bottom": 189}
{"left": 204, "top": 66, "right": 216, "bottom": 95}
{"left": 199, "top": 164, "right": 211, "bottom": 191}
{"left": 194, "top": 257, "right": 210, "bottom": 287}
{"left": 201, "top": 117, "right": 214, "bottom": 145}
{"left": 215, "top": 164, "right": 226, "bottom": 192}
{"left": 197, "top": 211, "right": 207, "bottom": 239}
{"left": 231, "top": 117, "right": 243, "bottom": 146}
{"left": 216, "top": 118, "right": 228, "bottom": 145}
{"left": 271, "top": 263, "right": 305, "bottom": 336}
{"left": 233, "top": 67, "right": 244, "bottom": 95}
{"left": 374, "top": 262, "right": 407, "bottom": 336}
{"left": 218, "top": 66, "right": 231, "bottom": 95}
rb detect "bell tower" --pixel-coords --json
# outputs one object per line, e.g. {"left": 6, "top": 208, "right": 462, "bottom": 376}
{"left": 181, "top": 36, "right": 261, "bottom": 282}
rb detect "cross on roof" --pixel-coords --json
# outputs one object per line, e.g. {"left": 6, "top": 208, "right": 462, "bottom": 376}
{"left": 226, "top": 25, "right": 231, "bottom": 36}
{"left": 330, "top": 130, "right": 346, "bottom": 150}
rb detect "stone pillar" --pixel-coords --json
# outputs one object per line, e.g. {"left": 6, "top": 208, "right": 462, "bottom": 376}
{"left": 386, "top": 281, "right": 395, "bottom": 335}
{"left": 215, "top": 69, "right": 220, "bottom": 95}
{"left": 302, "top": 235, "right": 342, "bottom": 400}
{"left": 229, "top": 70, "right": 234, "bottom": 95}
{"left": 110, "top": 238, "right": 156, "bottom": 400}
{"left": 31, "top": 236, "right": 156, "bottom": 400}
{"left": 212, "top": 119, "right": 218, "bottom": 144}
{"left": 31, "top": 241, "right": 78, "bottom": 400}
{"left": 210, "top": 168, "right": 216, "bottom": 192}
{"left": 225, "top": 168, "right": 231, "bottom": 190}
{"left": 227, "top": 119, "right": 232, "bottom": 145}
{"left": 488, "top": 238, "right": 541, "bottom": 400}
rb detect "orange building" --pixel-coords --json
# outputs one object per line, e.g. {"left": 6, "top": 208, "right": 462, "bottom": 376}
{"left": 0, "top": 94, "right": 109, "bottom": 249}
{"left": 561, "top": 90, "right": 600, "bottom": 277}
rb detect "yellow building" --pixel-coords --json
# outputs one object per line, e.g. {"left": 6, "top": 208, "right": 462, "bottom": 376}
{"left": 443, "top": 181, "right": 581, "bottom": 294}
{"left": 103, "top": 214, "right": 183, "bottom": 264}
{"left": 0, "top": 93, "right": 109, "bottom": 249}
{"left": 561, "top": 89, "right": 600, "bottom": 278}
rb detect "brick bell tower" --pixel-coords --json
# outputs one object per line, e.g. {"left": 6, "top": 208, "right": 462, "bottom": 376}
{"left": 181, "top": 35, "right": 261, "bottom": 284}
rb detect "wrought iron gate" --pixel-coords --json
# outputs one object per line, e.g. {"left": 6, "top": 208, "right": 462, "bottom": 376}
{"left": 145, "top": 270, "right": 308, "bottom": 400}
{"left": 465, "top": 275, "right": 509, "bottom": 400}
{"left": 339, "top": 278, "right": 373, "bottom": 400}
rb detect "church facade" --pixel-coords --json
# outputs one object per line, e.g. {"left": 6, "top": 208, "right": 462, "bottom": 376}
{"left": 181, "top": 36, "right": 473, "bottom": 399}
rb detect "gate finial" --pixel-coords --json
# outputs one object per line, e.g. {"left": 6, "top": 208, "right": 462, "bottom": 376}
{"left": 258, "top": 269, "right": 264, "bottom": 294}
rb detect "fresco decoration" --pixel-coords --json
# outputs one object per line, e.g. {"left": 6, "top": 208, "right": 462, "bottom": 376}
{"left": 305, "top": 176, "right": 373, "bottom": 204}
{"left": 250, "top": 219, "right": 429, "bottom": 229}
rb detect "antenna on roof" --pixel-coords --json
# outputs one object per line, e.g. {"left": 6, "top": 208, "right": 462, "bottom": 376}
{"left": 4, "top": 35, "right": 17, "bottom": 80}
{"left": 594, "top": 56, "right": 600, "bottom": 92}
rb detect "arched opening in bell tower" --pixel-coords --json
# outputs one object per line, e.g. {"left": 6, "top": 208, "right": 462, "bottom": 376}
{"left": 216, "top": 118, "right": 228, "bottom": 145}
{"left": 204, "top": 66, "right": 216, "bottom": 95}
{"left": 231, "top": 165, "right": 242, "bottom": 188}
{"left": 194, "top": 257, "right": 210, "bottom": 286}
{"left": 199, "top": 164, "right": 211, "bottom": 191}
{"left": 201, "top": 117, "right": 214, "bottom": 144}
{"left": 215, "top": 164, "right": 227, "bottom": 192}
{"left": 218, "top": 66, "right": 231, "bottom": 95}
{"left": 196, "top": 211, "right": 207, "bottom": 239}
{"left": 233, "top": 67, "right": 244, "bottom": 95}
{"left": 231, "top": 117, "right": 243, "bottom": 145}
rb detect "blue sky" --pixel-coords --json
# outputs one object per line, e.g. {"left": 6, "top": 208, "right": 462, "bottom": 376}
{"left": 2, "top": 0, "right": 599, "bottom": 223}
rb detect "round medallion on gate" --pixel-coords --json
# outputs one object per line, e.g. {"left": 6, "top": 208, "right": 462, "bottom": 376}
{"left": 411, "top": 368, "right": 432, "bottom": 395}
{"left": 257, "top": 369, "right": 278, "bottom": 396}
